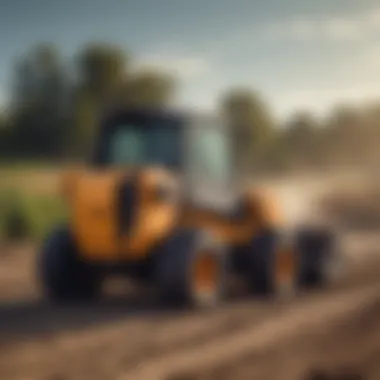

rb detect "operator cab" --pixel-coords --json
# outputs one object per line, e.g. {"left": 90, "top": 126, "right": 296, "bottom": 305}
{"left": 92, "top": 107, "right": 239, "bottom": 213}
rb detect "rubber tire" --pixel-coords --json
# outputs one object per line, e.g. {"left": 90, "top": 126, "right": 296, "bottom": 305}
{"left": 155, "top": 229, "right": 228, "bottom": 308}
{"left": 39, "top": 226, "right": 101, "bottom": 303}
{"left": 296, "top": 227, "right": 335, "bottom": 289}
{"left": 246, "top": 230, "right": 280, "bottom": 296}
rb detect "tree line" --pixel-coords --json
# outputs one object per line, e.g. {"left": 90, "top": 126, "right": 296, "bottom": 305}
{"left": 1, "top": 42, "right": 380, "bottom": 172}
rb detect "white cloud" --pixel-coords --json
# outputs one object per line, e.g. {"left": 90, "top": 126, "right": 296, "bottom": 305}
{"left": 363, "top": 46, "right": 380, "bottom": 66}
{"left": 333, "top": 44, "right": 380, "bottom": 82}
{"left": 136, "top": 54, "right": 211, "bottom": 80}
{"left": 261, "top": 18, "right": 318, "bottom": 41}
{"left": 275, "top": 83, "right": 380, "bottom": 120}
{"left": 269, "top": 41, "right": 380, "bottom": 120}
{"left": 260, "top": 6, "right": 380, "bottom": 42}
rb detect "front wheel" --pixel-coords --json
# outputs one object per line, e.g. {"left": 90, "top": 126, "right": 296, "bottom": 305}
{"left": 296, "top": 227, "right": 344, "bottom": 289}
{"left": 246, "top": 230, "right": 298, "bottom": 298}
{"left": 155, "top": 229, "right": 228, "bottom": 308}
{"left": 39, "top": 226, "right": 101, "bottom": 303}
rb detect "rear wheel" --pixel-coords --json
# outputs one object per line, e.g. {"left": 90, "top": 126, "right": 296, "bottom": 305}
{"left": 296, "top": 227, "right": 342, "bottom": 289}
{"left": 155, "top": 230, "right": 228, "bottom": 308}
{"left": 39, "top": 226, "right": 101, "bottom": 303}
{"left": 247, "top": 230, "right": 298, "bottom": 298}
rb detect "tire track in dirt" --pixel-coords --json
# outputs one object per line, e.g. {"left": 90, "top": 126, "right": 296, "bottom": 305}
{"left": 188, "top": 295, "right": 380, "bottom": 380}
{"left": 0, "top": 298, "right": 278, "bottom": 380}
{"left": 105, "top": 256, "right": 380, "bottom": 377}
{"left": 0, "top": 232, "right": 379, "bottom": 380}
{"left": 1, "top": 272, "right": 377, "bottom": 380}
{"left": 120, "top": 283, "right": 380, "bottom": 380}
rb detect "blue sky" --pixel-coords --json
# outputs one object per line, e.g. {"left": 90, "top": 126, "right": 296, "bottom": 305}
{"left": 1, "top": 0, "right": 380, "bottom": 119}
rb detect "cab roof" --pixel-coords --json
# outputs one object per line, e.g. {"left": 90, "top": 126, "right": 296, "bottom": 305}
{"left": 101, "top": 105, "right": 222, "bottom": 127}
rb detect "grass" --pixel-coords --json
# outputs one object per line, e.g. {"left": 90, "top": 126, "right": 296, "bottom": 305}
{"left": 0, "top": 163, "right": 63, "bottom": 197}
{"left": 0, "top": 160, "right": 59, "bottom": 171}
{"left": 0, "top": 187, "right": 67, "bottom": 242}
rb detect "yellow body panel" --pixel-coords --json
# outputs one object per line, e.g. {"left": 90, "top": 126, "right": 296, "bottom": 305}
{"left": 62, "top": 168, "right": 284, "bottom": 262}
{"left": 70, "top": 171, "right": 124, "bottom": 260}
{"left": 119, "top": 169, "right": 179, "bottom": 258}
{"left": 183, "top": 188, "right": 283, "bottom": 245}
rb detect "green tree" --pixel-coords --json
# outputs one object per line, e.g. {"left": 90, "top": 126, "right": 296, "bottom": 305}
{"left": 9, "top": 43, "right": 68, "bottom": 158}
{"left": 70, "top": 43, "right": 129, "bottom": 157}
{"left": 72, "top": 44, "right": 176, "bottom": 157}
{"left": 76, "top": 43, "right": 128, "bottom": 104}
{"left": 327, "top": 105, "right": 363, "bottom": 133}
{"left": 5, "top": 41, "right": 178, "bottom": 161}
{"left": 281, "top": 111, "right": 321, "bottom": 168}
{"left": 219, "top": 87, "right": 276, "bottom": 172}
{"left": 0, "top": 110, "right": 7, "bottom": 153}
{"left": 323, "top": 105, "right": 366, "bottom": 165}
{"left": 123, "top": 70, "right": 176, "bottom": 108}
{"left": 69, "top": 88, "right": 99, "bottom": 158}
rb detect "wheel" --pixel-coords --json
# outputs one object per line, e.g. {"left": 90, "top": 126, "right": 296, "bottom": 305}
{"left": 296, "top": 227, "right": 342, "bottom": 289}
{"left": 155, "top": 229, "right": 228, "bottom": 308}
{"left": 246, "top": 229, "right": 298, "bottom": 298}
{"left": 39, "top": 225, "right": 101, "bottom": 303}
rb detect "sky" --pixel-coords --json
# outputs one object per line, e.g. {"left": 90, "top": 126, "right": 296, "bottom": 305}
{"left": 1, "top": 0, "right": 380, "bottom": 120}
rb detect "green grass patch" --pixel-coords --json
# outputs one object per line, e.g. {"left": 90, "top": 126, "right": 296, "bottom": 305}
{"left": 0, "top": 188, "right": 67, "bottom": 242}
{"left": 0, "top": 160, "right": 59, "bottom": 172}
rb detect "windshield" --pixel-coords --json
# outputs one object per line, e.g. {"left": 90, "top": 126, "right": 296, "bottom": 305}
{"left": 93, "top": 113, "right": 232, "bottom": 186}
{"left": 190, "top": 127, "right": 231, "bottom": 185}
{"left": 184, "top": 119, "right": 235, "bottom": 211}
{"left": 97, "top": 119, "right": 182, "bottom": 168}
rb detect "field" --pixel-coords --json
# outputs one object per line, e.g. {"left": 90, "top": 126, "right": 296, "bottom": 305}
{"left": 0, "top": 168, "right": 380, "bottom": 380}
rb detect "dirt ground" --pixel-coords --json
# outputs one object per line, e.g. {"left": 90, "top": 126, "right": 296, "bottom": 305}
{"left": 0, "top": 174, "right": 380, "bottom": 380}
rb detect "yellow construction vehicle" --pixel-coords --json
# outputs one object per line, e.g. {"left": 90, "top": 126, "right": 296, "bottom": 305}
{"left": 38, "top": 107, "right": 339, "bottom": 307}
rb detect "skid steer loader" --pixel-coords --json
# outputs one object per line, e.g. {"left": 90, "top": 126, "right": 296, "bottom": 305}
{"left": 38, "top": 107, "right": 340, "bottom": 307}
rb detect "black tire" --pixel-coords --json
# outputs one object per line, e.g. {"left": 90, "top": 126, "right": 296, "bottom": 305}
{"left": 155, "top": 229, "right": 228, "bottom": 308}
{"left": 296, "top": 227, "right": 336, "bottom": 288}
{"left": 246, "top": 230, "right": 279, "bottom": 296}
{"left": 246, "top": 229, "right": 299, "bottom": 298}
{"left": 39, "top": 225, "right": 101, "bottom": 303}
